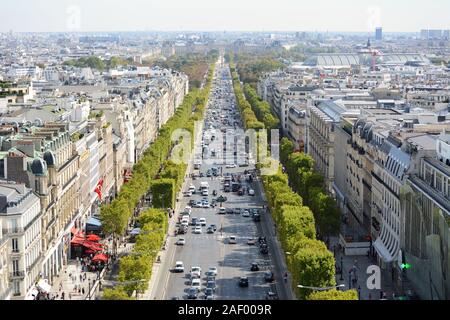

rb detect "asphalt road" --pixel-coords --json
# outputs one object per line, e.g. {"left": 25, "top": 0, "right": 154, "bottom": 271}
{"left": 156, "top": 60, "right": 291, "bottom": 301}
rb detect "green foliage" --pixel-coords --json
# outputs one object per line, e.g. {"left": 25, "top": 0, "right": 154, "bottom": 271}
{"left": 279, "top": 206, "right": 316, "bottom": 248}
{"left": 290, "top": 238, "right": 336, "bottom": 299}
{"left": 64, "top": 56, "right": 106, "bottom": 71}
{"left": 234, "top": 53, "right": 286, "bottom": 87}
{"left": 309, "top": 191, "right": 341, "bottom": 237}
{"left": 150, "top": 179, "right": 176, "bottom": 209}
{"left": 307, "top": 289, "right": 358, "bottom": 301}
{"left": 244, "top": 84, "right": 280, "bottom": 130}
{"left": 229, "top": 55, "right": 265, "bottom": 131}
{"left": 280, "top": 138, "right": 294, "bottom": 164}
{"left": 102, "top": 287, "right": 135, "bottom": 300}
{"left": 119, "top": 255, "right": 152, "bottom": 295}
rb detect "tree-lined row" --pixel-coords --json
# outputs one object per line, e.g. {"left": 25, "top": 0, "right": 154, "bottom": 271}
{"left": 103, "top": 209, "right": 168, "bottom": 299}
{"left": 243, "top": 84, "right": 280, "bottom": 130}
{"left": 100, "top": 64, "right": 215, "bottom": 299}
{"left": 229, "top": 56, "right": 265, "bottom": 131}
{"left": 280, "top": 138, "right": 340, "bottom": 238}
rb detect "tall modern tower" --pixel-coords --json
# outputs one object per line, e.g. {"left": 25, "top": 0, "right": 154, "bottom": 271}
{"left": 375, "top": 27, "right": 383, "bottom": 41}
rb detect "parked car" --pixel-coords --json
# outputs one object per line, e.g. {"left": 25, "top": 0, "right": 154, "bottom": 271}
{"left": 228, "top": 236, "right": 237, "bottom": 244}
{"left": 251, "top": 262, "right": 259, "bottom": 271}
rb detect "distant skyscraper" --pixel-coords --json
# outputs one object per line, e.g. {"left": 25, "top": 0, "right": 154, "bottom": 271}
{"left": 375, "top": 27, "right": 383, "bottom": 41}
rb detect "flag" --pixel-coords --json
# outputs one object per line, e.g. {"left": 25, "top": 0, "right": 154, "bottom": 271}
{"left": 95, "top": 179, "right": 104, "bottom": 200}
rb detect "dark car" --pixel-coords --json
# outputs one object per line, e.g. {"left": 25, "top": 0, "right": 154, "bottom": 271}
{"left": 187, "top": 288, "right": 198, "bottom": 300}
{"left": 189, "top": 200, "right": 197, "bottom": 206}
{"left": 251, "top": 263, "right": 259, "bottom": 272}
{"left": 264, "top": 271, "right": 275, "bottom": 282}
{"left": 239, "top": 277, "right": 249, "bottom": 287}
{"left": 207, "top": 227, "right": 215, "bottom": 234}
{"left": 226, "top": 208, "right": 234, "bottom": 214}
{"left": 253, "top": 214, "right": 261, "bottom": 222}
{"left": 210, "top": 224, "right": 218, "bottom": 231}
{"left": 238, "top": 189, "right": 244, "bottom": 196}
{"left": 206, "top": 281, "right": 216, "bottom": 291}
{"left": 204, "top": 288, "right": 214, "bottom": 299}
{"left": 260, "top": 245, "right": 269, "bottom": 255}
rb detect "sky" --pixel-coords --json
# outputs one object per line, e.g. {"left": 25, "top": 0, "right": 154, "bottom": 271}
{"left": 1, "top": 0, "right": 449, "bottom": 33}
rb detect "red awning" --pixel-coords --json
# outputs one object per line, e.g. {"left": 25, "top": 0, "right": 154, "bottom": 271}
{"left": 86, "top": 234, "right": 101, "bottom": 242}
{"left": 92, "top": 253, "right": 109, "bottom": 263}
{"left": 71, "top": 227, "right": 78, "bottom": 235}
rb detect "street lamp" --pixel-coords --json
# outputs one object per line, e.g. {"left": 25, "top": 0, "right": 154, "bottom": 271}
{"left": 340, "top": 256, "right": 344, "bottom": 281}
{"left": 297, "top": 284, "right": 346, "bottom": 292}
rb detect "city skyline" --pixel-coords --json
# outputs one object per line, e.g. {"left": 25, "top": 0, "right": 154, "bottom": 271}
{"left": 1, "top": 0, "right": 449, "bottom": 33}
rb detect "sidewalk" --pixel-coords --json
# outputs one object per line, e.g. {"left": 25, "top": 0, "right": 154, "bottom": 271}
{"left": 329, "top": 237, "right": 397, "bottom": 300}
{"left": 48, "top": 260, "right": 99, "bottom": 300}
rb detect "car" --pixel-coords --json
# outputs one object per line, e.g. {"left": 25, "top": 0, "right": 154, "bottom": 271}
{"left": 191, "top": 217, "right": 198, "bottom": 226}
{"left": 191, "top": 278, "right": 202, "bottom": 292}
{"left": 181, "top": 222, "right": 189, "bottom": 229}
{"left": 260, "top": 244, "right": 269, "bottom": 255}
{"left": 251, "top": 263, "right": 259, "bottom": 272}
{"left": 184, "top": 191, "right": 192, "bottom": 197}
{"left": 226, "top": 164, "right": 237, "bottom": 169}
{"left": 247, "top": 238, "right": 257, "bottom": 246}
{"left": 171, "top": 296, "right": 180, "bottom": 300}
{"left": 253, "top": 214, "right": 261, "bottom": 222}
{"left": 194, "top": 201, "right": 203, "bottom": 208}
{"left": 228, "top": 236, "right": 237, "bottom": 244}
{"left": 209, "top": 224, "right": 218, "bottom": 231}
{"left": 174, "top": 261, "right": 184, "bottom": 273}
{"left": 202, "top": 190, "right": 209, "bottom": 197}
{"left": 218, "top": 208, "right": 226, "bottom": 215}
{"left": 184, "top": 206, "right": 192, "bottom": 214}
{"left": 238, "top": 189, "right": 244, "bottom": 196}
{"left": 190, "top": 267, "right": 202, "bottom": 278}
{"left": 206, "top": 281, "right": 216, "bottom": 291}
{"left": 226, "top": 208, "right": 234, "bottom": 214}
{"left": 248, "top": 189, "right": 255, "bottom": 196}
{"left": 204, "top": 288, "right": 214, "bottom": 299}
{"left": 233, "top": 208, "right": 241, "bottom": 215}
{"left": 194, "top": 226, "right": 202, "bottom": 234}
{"left": 202, "top": 201, "right": 210, "bottom": 208}
{"left": 206, "top": 227, "right": 214, "bottom": 234}
{"left": 189, "top": 200, "right": 197, "bottom": 207}
{"left": 199, "top": 218, "right": 207, "bottom": 226}
{"left": 176, "top": 238, "right": 186, "bottom": 246}
{"left": 187, "top": 288, "right": 198, "bottom": 300}
{"left": 208, "top": 267, "right": 218, "bottom": 276}
{"left": 264, "top": 271, "right": 275, "bottom": 282}
{"left": 239, "top": 277, "right": 249, "bottom": 287}
{"left": 242, "top": 210, "right": 250, "bottom": 218}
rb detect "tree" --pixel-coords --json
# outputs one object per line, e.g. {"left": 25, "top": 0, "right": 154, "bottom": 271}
{"left": 279, "top": 205, "right": 316, "bottom": 248}
{"left": 307, "top": 289, "right": 358, "bottom": 301}
{"left": 119, "top": 256, "right": 152, "bottom": 296}
{"left": 103, "top": 287, "right": 134, "bottom": 300}
{"left": 150, "top": 179, "right": 176, "bottom": 209}
{"left": 291, "top": 238, "right": 336, "bottom": 299}
{"left": 309, "top": 192, "right": 341, "bottom": 237}
{"left": 280, "top": 138, "right": 294, "bottom": 165}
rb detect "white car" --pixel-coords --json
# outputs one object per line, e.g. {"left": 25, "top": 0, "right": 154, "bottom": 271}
{"left": 191, "top": 267, "right": 202, "bottom": 278}
{"left": 242, "top": 210, "right": 250, "bottom": 217}
{"left": 174, "top": 261, "right": 184, "bottom": 273}
{"left": 199, "top": 218, "right": 207, "bottom": 226}
{"left": 202, "top": 201, "right": 210, "bottom": 208}
{"left": 191, "top": 278, "right": 202, "bottom": 292}
{"left": 194, "top": 226, "right": 202, "bottom": 234}
{"left": 202, "top": 190, "right": 209, "bottom": 197}
{"left": 189, "top": 185, "right": 196, "bottom": 193}
{"left": 228, "top": 236, "right": 237, "bottom": 244}
{"left": 184, "top": 206, "right": 192, "bottom": 214}
{"left": 176, "top": 238, "right": 186, "bottom": 246}
{"left": 208, "top": 267, "right": 218, "bottom": 276}
{"left": 226, "top": 164, "right": 237, "bottom": 169}
{"left": 248, "top": 189, "right": 255, "bottom": 196}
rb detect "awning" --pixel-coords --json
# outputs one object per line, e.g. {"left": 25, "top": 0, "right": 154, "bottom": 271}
{"left": 86, "top": 217, "right": 102, "bottom": 227}
{"left": 86, "top": 234, "right": 101, "bottom": 242}
{"left": 92, "top": 253, "right": 109, "bottom": 263}
{"left": 373, "top": 238, "right": 394, "bottom": 263}
{"left": 130, "top": 228, "right": 141, "bottom": 236}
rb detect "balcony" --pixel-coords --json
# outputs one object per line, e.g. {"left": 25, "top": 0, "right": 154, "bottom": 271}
{"left": 10, "top": 271, "right": 25, "bottom": 279}
{"left": 2, "top": 227, "right": 24, "bottom": 236}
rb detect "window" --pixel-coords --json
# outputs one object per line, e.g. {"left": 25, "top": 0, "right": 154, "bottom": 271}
{"left": 12, "top": 238, "right": 19, "bottom": 253}
{"left": 13, "top": 281, "right": 20, "bottom": 296}
{"left": 12, "top": 259, "right": 19, "bottom": 273}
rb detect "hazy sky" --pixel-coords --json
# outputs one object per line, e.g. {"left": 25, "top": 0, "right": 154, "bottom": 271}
{"left": 1, "top": 0, "right": 449, "bottom": 33}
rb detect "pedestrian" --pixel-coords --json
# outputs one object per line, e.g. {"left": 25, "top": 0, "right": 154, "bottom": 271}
{"left": 82, "top": 288, "right": 85, "bottom": 295}
{"left": 380, "top": 290, "right": 384, "bottom": 300}
{"left": 368, "top": 293, "right": 372, "bottom": 300}
{"left": 80, "top": 274, "right": 82, "bottom": 282}
{"left": 61, "top": 292, "right": 65, "bottom": 300}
